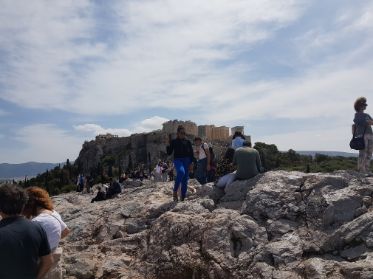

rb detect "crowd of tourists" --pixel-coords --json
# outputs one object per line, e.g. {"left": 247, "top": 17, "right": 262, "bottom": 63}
{"left": 0, "top": 184, "right": 69, "bottom": 279}
{"left": 165, "top": 96, "right": 373, "bottom": 202}
{"left": 58, "top": 96, "right": 373, "bottom": 206}
{"left": 166, "top": 125, "right": 263, "bottom": 202}
{"left": 152, "top": 160, "right": 174, "bottom": 182}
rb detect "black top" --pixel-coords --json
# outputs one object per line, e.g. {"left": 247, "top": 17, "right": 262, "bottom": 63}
{"left": 0, "top": 216, "right": 51, "bottom": 279}
{"left": 167, "top": 138, "right": 194, "bottom": 161}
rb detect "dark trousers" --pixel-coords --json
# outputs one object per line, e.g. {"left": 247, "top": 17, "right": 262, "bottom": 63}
{"left": 196, "top": 158, "right": 207, "bottom": 185}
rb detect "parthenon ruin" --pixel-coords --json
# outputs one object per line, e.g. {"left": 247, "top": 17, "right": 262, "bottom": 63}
{"left": 162, "top": 120, "right": 246, "bottom": 141}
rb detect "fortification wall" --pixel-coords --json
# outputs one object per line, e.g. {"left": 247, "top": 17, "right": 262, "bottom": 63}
{"left": 162, "top": 120, "right": 198, "bottom": 136}
{"left": 211, "top": 126, "right": 229, "bottom": 140}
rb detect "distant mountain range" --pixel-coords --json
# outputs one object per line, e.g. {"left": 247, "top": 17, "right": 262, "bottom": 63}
{"left": 0, "top": 162, "right": 60, "bottom": 180}
{"left": 296, "top": 151, "right": 358, "bottom": 158}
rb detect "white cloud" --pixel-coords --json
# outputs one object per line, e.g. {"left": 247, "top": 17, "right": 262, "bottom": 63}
{"left": 1, "top": 0, "right": 372, "bottom": 159}
{"left": 0, "top": 0, "right": 103, "bottom": 109}
{"left": 74, "top": 116, "right": 169, "bottom": 137}
{"left": 133, "top": 116, "right": 169, "bottom": 133}
{"left": 74, "top": 124, "right": 131, "bottom": 137}
{"left": 206, "top": 64, "right": 372, "bottom": 124}
{"left": 0, "top": 0, "right": 305, "bottom": 114}
{"left": 0, "top": 124, "right": 84, "bottom": 163}
{"left": 0, "top": 116, "right": 169, "bottom": 163}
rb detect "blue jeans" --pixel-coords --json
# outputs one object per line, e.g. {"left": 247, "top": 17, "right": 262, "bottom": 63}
{"left": 173, "top": 157, "right": 191, "bottom": 198}
{"left": 196, "top": 158, "right": 207, "bottom": 185}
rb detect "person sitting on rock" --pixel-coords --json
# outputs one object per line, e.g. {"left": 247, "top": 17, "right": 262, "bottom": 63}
{"left": 106, "top": 178, "right": 122, "bottom": 199}
{"left": 166, "top": 125, "right": 194, "bottom": 202}
{"left": 231, "top": 131, "right": 246, "bottom": 150}
{"left": 0, "top": 184, "right": 53, "bottom": 279}
{"left": 233, "top": 140, "right": 263, "bottom": 180}
{"left": 23, "top": 187, "right": 70, "bottom": 279}
{"left": 91, "top": 185, "right": 107, "bottom": 203}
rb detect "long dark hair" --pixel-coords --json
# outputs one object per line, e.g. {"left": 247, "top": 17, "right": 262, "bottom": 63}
{"left": 232, "top": 131, "right": 245, "bottom": 140}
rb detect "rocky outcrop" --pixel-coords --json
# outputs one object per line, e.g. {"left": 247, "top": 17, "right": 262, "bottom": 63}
{"left": 55, "top": 171, "right": 373, "bottom": 279}
{"left": 75, "top": 131, "right": 170, "bottom": 174}
{"left": 75, "top": 131, "right": 229, "bottom": 175}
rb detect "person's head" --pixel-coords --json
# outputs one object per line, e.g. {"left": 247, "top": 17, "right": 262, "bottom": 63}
{"left": 232, "top": 131, "right": 241, "bottom": 139}
{"left": 243, "top": 140, "right": 252, "bottom": 147}
{"left": 209, "top": 146, "right": 215, "bottom": 157}
{"left": 354, "top": 97, "right": 368, "bottom": 112}
{"left": 194, "top": 137, "right": 202, "bottom": 146}
{"left": 0, "top": 184, "right": 28, "bottom": 218}
{"left": 22, "top": 187, "right": 53, "bottom": 218}
{"left": 176, "top": 125, "right": 186, "bottom": 139}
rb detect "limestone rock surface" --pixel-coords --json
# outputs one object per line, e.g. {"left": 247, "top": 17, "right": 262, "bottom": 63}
{"left": 55, "top": 171, "right": 373, "bottom": 279}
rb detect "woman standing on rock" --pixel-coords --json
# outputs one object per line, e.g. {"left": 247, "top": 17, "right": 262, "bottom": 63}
{"left": 166, "top": 125, "right": 194, "bottom": 201}
{"left": 353, "top": 97, "right": 373, "bottom": 174}
{"left": 23, "top": 187, "right": 70, "bottom": 279}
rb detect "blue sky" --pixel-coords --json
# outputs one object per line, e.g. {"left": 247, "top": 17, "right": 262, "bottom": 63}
{"left": 0, "top": 0, "right": 372, "bottom": 163}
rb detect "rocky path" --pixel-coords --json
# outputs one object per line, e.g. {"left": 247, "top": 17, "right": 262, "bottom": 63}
{"left": 55, "top": 171, "right": 373, "bottom": 279}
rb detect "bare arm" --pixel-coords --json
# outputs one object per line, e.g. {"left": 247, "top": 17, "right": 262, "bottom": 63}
{"left": 37, "top": 254, "right": 54, "bottom": 279}
{"left": 61, "top": 227, "right": 70, "bottom": 238}
{"left": 368, "top": 120, "right": 373, "bottom": 125}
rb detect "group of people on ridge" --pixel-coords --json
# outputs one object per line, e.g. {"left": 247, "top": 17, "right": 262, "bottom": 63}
{"left": 166, "top": 125, "right": 263, "bottom": 202}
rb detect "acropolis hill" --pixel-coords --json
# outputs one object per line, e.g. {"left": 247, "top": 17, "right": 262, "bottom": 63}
{"left": 75, "top": 120, "right": 249, "bottom": 174}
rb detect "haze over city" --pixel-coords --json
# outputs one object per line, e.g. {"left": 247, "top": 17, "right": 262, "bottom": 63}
{"left": 1, "top": 0, "right": 372, "bottom": 163}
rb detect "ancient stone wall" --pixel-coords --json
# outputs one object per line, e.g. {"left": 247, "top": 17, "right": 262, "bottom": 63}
{"left": 162, "top": 120, "right": 198, "bottom": 136}
{"left": 198, "top": 125, "right": 229, "bottom": 141}
{"left": 198, "top": 125, "right": 214, "bottom": 139}
{"left": 211, "top": 126, "right": 229, "bottom": 140}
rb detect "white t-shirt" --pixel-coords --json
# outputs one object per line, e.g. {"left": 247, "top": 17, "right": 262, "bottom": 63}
{"left": 155, "top": 165, "right": 162, "bottom": 174}
{"left": 194, "top": 143, "right": 209, "bottom": 160}
{"left": 33, "top": 210, "right": 67, "bottom": 251}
